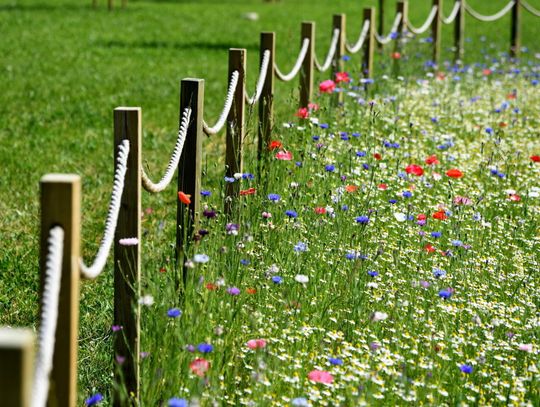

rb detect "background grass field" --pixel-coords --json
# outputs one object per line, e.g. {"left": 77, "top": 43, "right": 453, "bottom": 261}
{"left": 1, "top": 0, "right": 539, "bottom": 402}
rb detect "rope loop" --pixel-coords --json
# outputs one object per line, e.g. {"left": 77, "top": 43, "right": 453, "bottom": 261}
{"left": 274, "top": 38, "right": 310, "bottom": 82}
{"left": 345, "top": 20, "right": 370, "bottom": 54}
{"left": 31, "top": 226, "right": 64, "bottom": 407}
{"left": 142, "top": 107, "right": 192, "bottom": 193}
{"left": 522, "top": 0, "right": 540, "bottom": 17}
{"left": 407, "top": 6, "right": 438, "bottom": 35}
{"left": 441, "top": 1, "right": 462, "bottom": 24}
{"left": 314, "top": 28, "right": 340, "bottom": 72}
{"left": 80, "top": 140, "right": 130, "bottom": 279}
{"left": 203, "top": 71, "right": 239, "bottom": 135}
{"left": 245, "top": 50, "right": 271, "bottom": 105}
{"left": 375, "top": 12, "right": 402, "bottom": 45}
{"left": 465, "top": 1, "right": 515, "bottom": 22}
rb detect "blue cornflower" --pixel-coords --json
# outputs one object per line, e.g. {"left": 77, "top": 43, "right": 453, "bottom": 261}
{"left": 295, "top": 161, "right": 303, "bottom": 167}
{"left": 431, "top": 231, "right": 442, "bottom": 238}
{"left": 325, "top": 164, "right": 335, "bottom": 172}
{"left": 85, "top": 394, "right": 104, "bottom": 406}
{"left": 272, "top": 276, "right": 283, "bottom": 284}
{"left": 341, "top": 205, "right": 349, "bottom": 211}
{"left": 367, "top": 270, "right": 379, "bottom": 277}
{"left": 342, "top": 55, "right": 351, "bottom": 61}
{"left": 459, "top": 364, "right": 473, "bottom": 374}
{"left": 167, "top": 308, "right": 182, "bottom": 318}
{"left": 294, "top": 242, "right": 308, "bottom": 252}
{"left": 433, "top": 268, "right": 446, "bottom": 278}
{"left": 292, "top": 398, "right": 309, "bottom": 407}
{"left": 268, "top": 193, "right": 281, "bottom": 202}
{"left": 497, "top": 172, "right": 506, "bottom": 178}
{"left": 319, "top": 123, "right": 329, "bottom": 129}
{"left": 438, "top": 289, "right": 452, "bottom": 299}
{"left": 312, "top": 135, "right": 320, "bottom": 141}
{"left": 356, "top": 151, "right": 366, "bottom": 157}
{"left": 388, "top": 199, "right": 397, "bottom": 204}
{"left": 362, "top": 163, "right": 370, "bottom": 170}
{"left": 402, "top": 191, "right": 412, "bottom": 198}
{"left": 168, "top": 398, "right": 188, "bottom": 407}
{"left": 240, "top": 259, "right": 250, "bottom": 265}
{"left": 224, "top": 176, "right": 235, "bottom": 183}
{"left": 200, "top": 190, "right": 211, "bottom": 197}
{"left": 285, "top": 210, "right": 298, "bottom": 218}
{"left": 356, "top": 215, "right": 370, "bottom": 225}
{"left": 452, "top": 240, "right": 463, "bottom": 247}
{"left": 352, "top": 132, "right": 361, "bottom": 137}
{"left": 345, "top": 252, "right": 356, "bottom": 260}
{"left": 485, "top": 127, "right": 493, "bottom": 135}
{"left": 197, "top": 343, "right": 213, "bottom": 353}
{"left": 329, "top": 357, "right": 343, "bottom": 365}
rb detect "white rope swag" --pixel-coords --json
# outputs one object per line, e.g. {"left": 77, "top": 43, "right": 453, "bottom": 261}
{"left": 346, "top": 20, "right": 370, "bottom": 54}
{"left": 314, "top": 28, "right": 340, "bottom": 72}
{"left": 274, "top": 38, "right": 310, "bottom": 82}
{"left": 142, "top": 107, "right": 191, "bottom": 193}
{"left": 203, "top": 71, "right": 239, "bottom": 135}
{"left": 245, "top": 50, "right": 270, "bottom": 105}
{"left": 465, "top": 1, "right": 515, "bottom": 22}
{"left": 31, "top": 226, "right": 64, "bottom": 407}
{"left": 522, "top": 0, "right": 540, "bottom": 17}
{"left": 375, "top": 12, "right": 402, "bottom": 44}
{"left": 440, "top": 1, "right": 462, "bottom": 24}
{"left": 80, "top": 140, "right": 130, "bottom": 279}
{"left": 407, "top": 6, "right": 438, "bottom": 35}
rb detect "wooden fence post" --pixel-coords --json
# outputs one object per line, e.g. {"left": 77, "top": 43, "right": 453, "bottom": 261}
{"left": 177, "top": 79, "right": 204, "bottom": 278}
{"left": 0, "top": 328, "right": 34, "bottom": 407}
{"left": 299, "top": 22, "right": 315, "bottom": 108}
{"left": 455, "top": 0, "right": 465, "bottom": 62}
{"left": 258, "top": 32, "right": 275, "bottom": 164}
{"left": 432, "top": 0, "right": 442, "bottom": 64}
{"left": 363, "top": 8, "right": 376, "bottom": 78}
{"left": 510, "top": 0, "right": 521, "bottom": 58}
{"left": 378, "top": 0, "right": 385, "bottom": 50}
{"left": 40, "top": 173, "right": 81, "bottom": 407}
{"left": 332, "top": 14, "right": 346, "bottom": 104}
{"left": 113, "top": 108, "right": 141, "bottom": 405}
{"left": 393, "top": 1, "right": 408, "bottom": 76}
{"left": 225, "top": 48, "right": 246, "bottom": 215}
{"left": 108, "top": 0, "right": 113, "bottom": 10}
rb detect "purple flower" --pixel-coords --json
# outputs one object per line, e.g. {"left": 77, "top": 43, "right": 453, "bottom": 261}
{"left": 227, "top": 287, "right": 241, "bottom": 295}
{"left": 85, "top": 394, "right": 104, "bottom": 406}
{"left": 168, "top": 398, "right": 189, "bottom": 407}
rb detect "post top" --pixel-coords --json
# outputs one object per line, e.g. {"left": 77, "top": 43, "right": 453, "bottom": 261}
{"left": 182, "top": 78, "right": 205, "bottom": 83}
{"left": 40, "top": 174, "right": 81, "bottom": 184}
{"left": 0, "top": 328, "right": 34, "bottom": 348}
{"left": 114, "top": 107, "right": 141, "bottom": 111}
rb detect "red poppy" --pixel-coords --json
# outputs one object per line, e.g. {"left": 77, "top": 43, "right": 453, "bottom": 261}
{"left": 268, "top": 140, "right": 283, "bottom": 151}
{"left": 335, "top": 71, "right": 350, "bottom": 83}
{"left": 345, "top": 185, "right": 358, "bottom": 193}
{"left": 159, "top": 267, "right": 167, "bottom": 273}
{"left": 506, "top": 92, "right": 517, "bottom": 100}
{"left": 275, "top": 151, "right": 293, "bottom": 160}
{"left": 319, "top": 79, "right": 336, "bottom": 93}
{"left": 482, "top": 68, "right": 492, "bottom": 76}
{"left": 424, "top": 244, "right": 436, "bottom": 253}
{"left": 378, "top": 183, "right": 388, "bottom": 190}
{"left": 189, "top": 358, "right": 210, "bottom": 377}
{"left": 499, "top": 122, "right": 507, "bottom": 128}
{"left": 296, "top": 107, "right": 309, "bottom": 119}
{"left": 240, "top": 187, "right": 256, "bottom": 196}
{"left": 436, "top": 72, "right": 446, "bottom": 81}
{"left": 425, "top": 155, "right": 439, "bottom": 165}
{"left": 178, "top": 191, "right": 191, "bottom": 205}
{"left": 531, "top": 155, "right": 540, "bottom": 162}
{"left": 417, "top": 214, "right": 426, "bottom": 221}
{"left": 391, "top": 52, "right": 401, "bottom": 59}
{"left": 432, "top": 210, "right": 448, "bottom": 220}
{"left": 246, "top": 288, "right": 257, "bottom": 294}
{"left": 206, "top": 283, "right": 218, "bottom": 291}
{"left": 314, "top": 207, "right": 326, "bottom": 214}
{"left": 373, "top": 153, "right": 382, "bottom": 160}
{"left": 405, "top": 164, "right": 424, "bottom": 176}
{"left": 509, "top": 194, "right": 521, "bottom": 202}
{"left": 446, "top": 169, "right": 463, "bottom": 178}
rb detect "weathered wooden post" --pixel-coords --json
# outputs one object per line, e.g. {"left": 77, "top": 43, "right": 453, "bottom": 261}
{"left": 393, "top": 1, "right": 408, "bottom": 76}
{"left": 332, "top": 14, "right": 346, "bottom": 104}
{"left": 363, "top": 8, "right": 376, "bottom": 78}
{"left": 432, "top": 0, "right": 442, "bottom": 64}
{"left": 258, "top": 32, "right": 275, "bottom": 163}
{"left": 378, "top": 0, "right": 385, "bottom": 50}
{"left": 40, "top": 173, "right": 81, "bottom": 407}
{"left": 226, "top": 48, "right": 246, "bottom": 215}
{"left": 0, "top": 328, "right": 35, "bottom": 407}
{"left": 108, "top": 0, "right": 113, "bottom": 10}
{"left": 455, "top": 0, "right": 465, "bottom": 62}
{"left": 299, "top": 22, "right": 315, "bottom": 108}
{"left": 113, "top": 108, "right": 141, "bottom": 405}
{"left": 177, "top": 79, "right": 204, "bottom": 273}
{"left": 510, "top": 0, "right": 521, "bottom": 58}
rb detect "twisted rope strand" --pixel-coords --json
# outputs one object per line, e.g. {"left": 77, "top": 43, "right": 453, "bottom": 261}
{"left": 141, "top": 107, "right": 191, "bottom": 193}
{"left": 465, "top": 1, "right": 515, "bottom": 22}
{"left": 522, "top": 0, "right": 540, "bottom": 17}
{"left": 31, "top": 226, "right": 64, "bottom": 407}
{"left": 80, "top": 140, "right": 130, "bottom": 279}
{"left": 314, "top": 28, "right": 340, "bottom": 72}
{"left": 441, "top": 1, "right": 462, "bottom": 24}
{"left": 274, "top": 38, "right": 310, "bottom": 82}
{"left": 345, "top": 20, "right": 370, "bottom": 54}
{"left": 407, "top": 6, "right": 438, "bottom": 34}
{"left": 202, "top": 71, "right": 239, "bottom": 135}
{"left": 245, "top": 50, "right": 271, "bottom": 105}
{"left": 375, "top": 12, "right": 402, "bottom": 44}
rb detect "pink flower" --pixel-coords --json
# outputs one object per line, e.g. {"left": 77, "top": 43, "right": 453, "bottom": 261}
{"left": 246, "top": 339, "right": 267, "bottom": 350}
{"left": 275, "top": 151, "right": 293, "bottom": 160}
{"left": 319, "top": 79, "right": 336, "bottom": 93}
{"left": 296, "top": 107, "right": 309, "bottom": 119}
{"left": 189, "top": 358, "right": 210, "bottom": 377}
{"left": 307, "top": 370, "right": 333, "bottom": 384}
{"left": 335, "top": 72, "right": 350, "bottom": 83}
{"left": 518, "top": 344, "right": 533, "bottom": 352}
{"left": 308, "top": 102, "right": 319, "bottom": 111}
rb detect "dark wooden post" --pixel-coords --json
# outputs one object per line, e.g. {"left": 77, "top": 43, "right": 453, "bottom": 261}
{"left": 299, "top": 22, "right": 315, "bottom": 108}
{"left": 40, "top": 174, "right": 81, "bottom": 407}
{"left": 177, "top": 79, "right": 204, "bottom": 270}
{"left": 92, "top": 0, "right": 97, "bottom": 8}
{"left": 378, "top": 0, "right": 385, "bottom": 50}
{"left": 432, "top": 0, "right": 442, "bottom": 64}
{"left": 363, "top": 8, "right": 376, "bottom": 78}
{"left": 332, "top": 14, "right": 346, "bottom": 104}
{"left": 0, "top": 328, "right": 35, "bottom": 407}
{"left": 226, "top": 49, "right": 246, "bottom": 215}
{"left": 455, "top": 0, "right": 465, "bottom": 62}
{"left": 108, "top": 0, "right": 113, "bottom": 10}
{"left": 113, "top": 108, "right": 141, "bottom": 405}
{"left": 510, "top": 0, "right": 521, "bottom": 58}
{"left": 258, "top": 32, "right": 275, "bottom": 162}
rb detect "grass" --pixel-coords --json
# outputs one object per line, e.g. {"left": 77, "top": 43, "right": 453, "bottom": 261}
{"left": 0, "top": 0, "right": 539, "bottom": 404}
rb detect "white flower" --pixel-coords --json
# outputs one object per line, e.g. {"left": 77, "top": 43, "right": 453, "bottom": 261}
{"left": 394, "top": 212, "right": 407, "bottom": 222}
{"left": 371, "top": 311, "right": 388, "bottom": 322}
{"left": 233, "top": 173, "right": 243, "bottom": 180}
{"left": 138, "top": 295, "right": 154, "bottom": 306}
{"left": 295, "top": 274, "right": 309, "bottom": 284}
{"left": 193, "top": 254, "right": 210, "bottom": 263}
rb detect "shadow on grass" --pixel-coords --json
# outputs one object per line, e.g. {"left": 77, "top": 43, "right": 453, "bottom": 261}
{"left": 0, "top": 3, "right": 94, "bottom": 12}
{"left": 100, "top": 39, "right": 259, "bottom": 52}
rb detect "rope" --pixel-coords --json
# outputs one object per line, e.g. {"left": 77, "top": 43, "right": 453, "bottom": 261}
{"left": 375, "top": 12, "right": 402, "bottom": 45}
{"left": 80, "top": 140, "right": 130, "bottom": 279}
{"left": 314, "top": 28, "right": 340, "bottom": 72}
{"left": 441, "top": 1, "right": 461, "bottom": 24}
{"left": 274, "top": 38, "right": 310, "bottom": 82}
{"left": 141, "top": 107, "right": 191, "bottom": 193}
{"left": 345, "top": 20, "right": 370, "bottom": 54}
{"left": 31, "top": 226, "right": 64, "bottom": 407}
{"left": 202, "top": 71, "right": 239, "bottom": 135}
{"left": 407, "top": 6, "right": 438, "bottom": 34}
{"left": 522, "top": 0, "right": 540, "bottom": 17}
{"left": 465, "top": 1, "right": 515, "bottom": 22}
{"left": 245, "top": 50, "right": 271, "bottom": 105}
